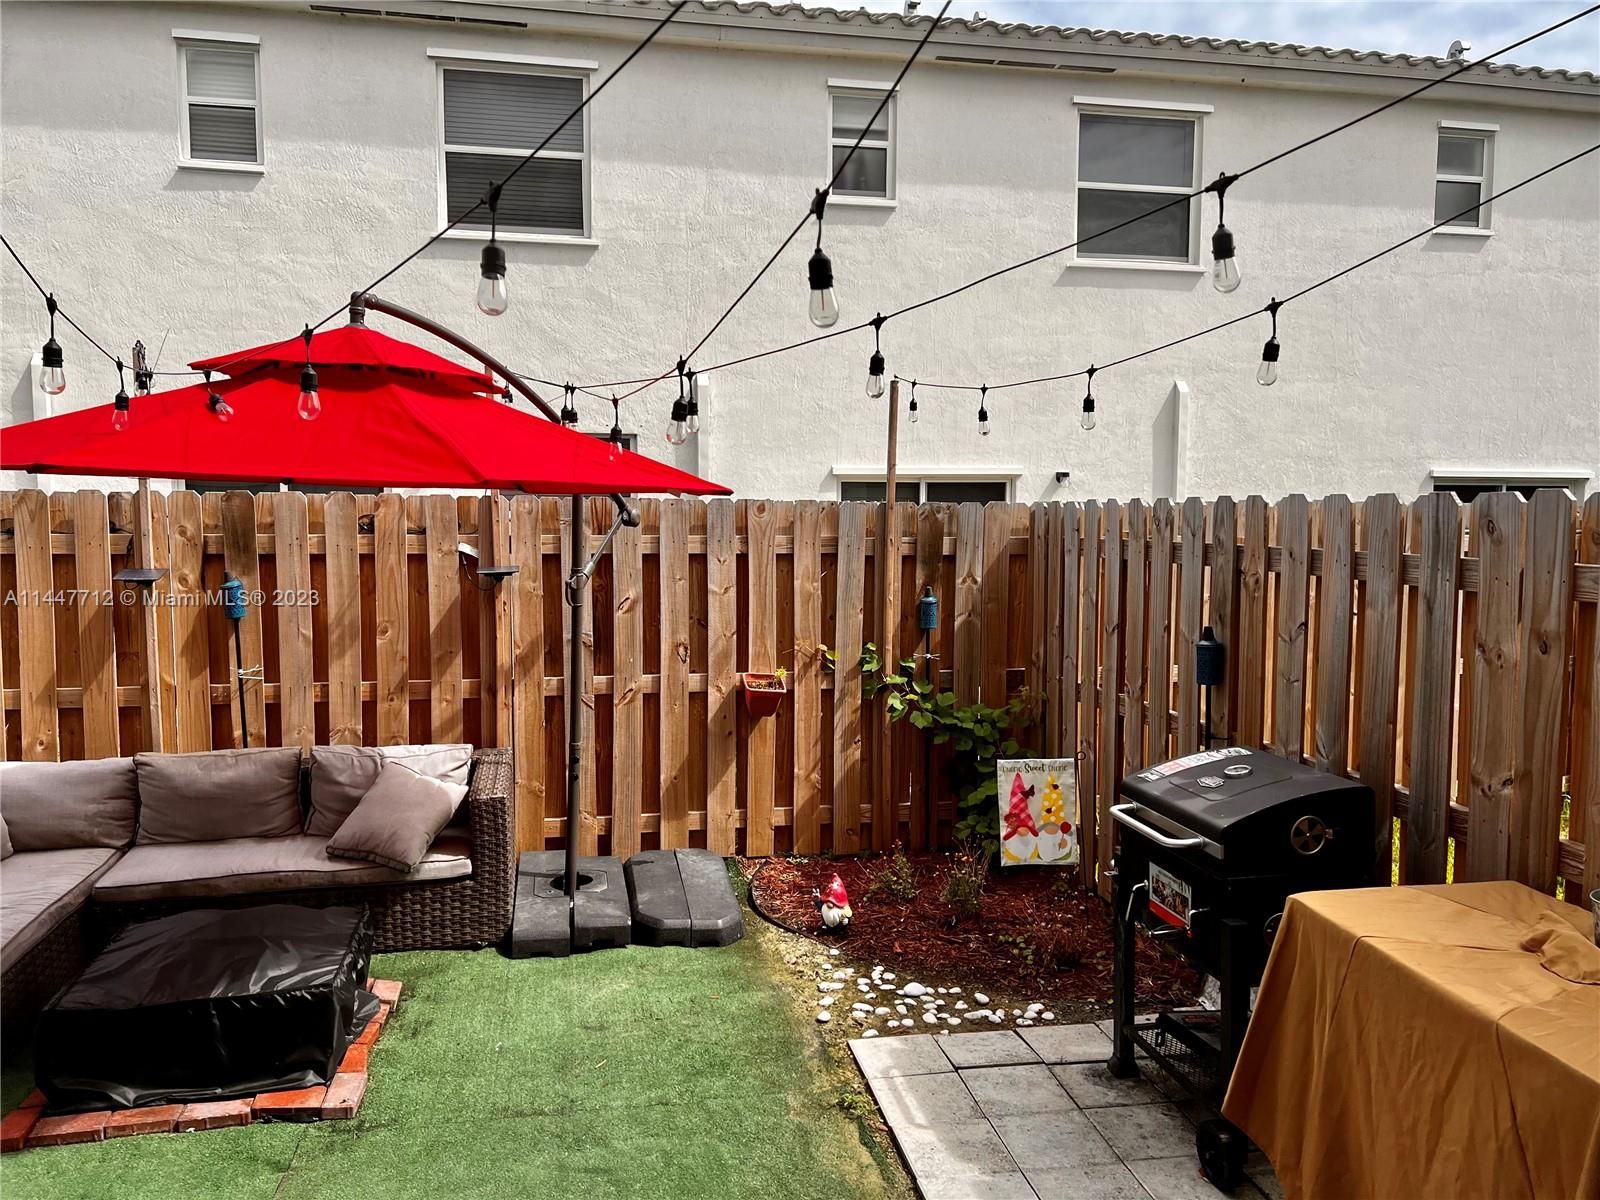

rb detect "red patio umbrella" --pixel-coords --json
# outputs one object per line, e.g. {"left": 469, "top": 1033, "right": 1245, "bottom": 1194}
{"left": 1, "top": 313, "right": 728, "bottom": 952}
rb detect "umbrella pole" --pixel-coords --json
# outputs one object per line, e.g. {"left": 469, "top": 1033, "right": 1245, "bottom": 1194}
{"left": 565, "top": 493, "right": 585, "bottom": 919}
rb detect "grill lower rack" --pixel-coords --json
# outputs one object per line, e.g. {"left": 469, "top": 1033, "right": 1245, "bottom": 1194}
{"left": 1130, "top": 1010, "right": 1224, "bottom": 1100}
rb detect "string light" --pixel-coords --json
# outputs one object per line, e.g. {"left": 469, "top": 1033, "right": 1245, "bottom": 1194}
{"left": 111, "top": 359, "right": 130, "bottom": 432}
{"left": 1207, "top": 172, "right": 1241, "bottom": 294}
{"left": 908, "top": 379, "right": 919, "bottom": 424}
{"left": 296, "top": 325, "right": 321, "bottom": 421}
{"left": 608, "top": 393, "right": 625, "bottom": 460}
{"left": 866, "top": 314, "right": 886, "bottom": 398}
{"left": 1258, "top": 300, "right": 1281, "bottom": 387}
{"left": 560, "top": 382, "right": 579, "bottom": 427}
{"left": 978, "top": 385, "right": 990, "bottom": 437}
{"left": 39, "top": 294, "right": 65, "bottom": 395}
{"left": 807, "top": 189, "right": 839, "bottom": 329}
{"left": 477, "top": 184, "right": 509, "bottom": 317}
{"left": 1081, "top": 368, "right": 1097, "bottom": 431}
{"left": 685, "top": 367, "right": 701, "bottom": 435}
{"left": 205, "top": 369, "right": 233, "bottom": 422}
{"left": 666, "top": 360, "right": 690, "bottom": 445}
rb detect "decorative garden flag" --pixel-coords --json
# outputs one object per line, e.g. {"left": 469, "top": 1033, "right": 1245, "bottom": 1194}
{"left": 997, "top": 759, "right": 1079, "bottom": 867}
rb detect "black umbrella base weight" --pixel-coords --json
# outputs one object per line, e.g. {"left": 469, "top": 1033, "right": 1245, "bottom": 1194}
{"left": 510, "top": 852, "right": 630, "bottom": 958}
{"left": 508, "top": 849, "right": 745, "bottom": 957}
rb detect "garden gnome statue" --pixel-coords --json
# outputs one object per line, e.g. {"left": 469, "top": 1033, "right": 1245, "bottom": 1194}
{"left": 1000, "top": 772, "right": 1040, "bottom": 864}
{"left": 816, "top": 874, "right": 853, "bottom": 930}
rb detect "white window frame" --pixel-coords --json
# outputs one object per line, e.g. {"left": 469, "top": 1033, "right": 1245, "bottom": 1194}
{"left": 1433, "top": 121, "right": 1497, "bottom": 236}
{"left": 433, "top": 54, "right": 595, "bottom": 244}
{"left": 174, "top": 31, "right": 263, "bottom": 173}
{"left": 832, "top": 467, "right": 1019, "bottom": 503}
{"left": 1070, "top": 97, "right": 1210, "bottom": 272}
{"left": 828, "top": 80, "right": 897, "bottom": 206}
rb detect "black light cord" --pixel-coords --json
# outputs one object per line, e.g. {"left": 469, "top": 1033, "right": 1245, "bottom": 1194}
{"left": 0, "top": 0, "right": 688, "bottom": 386}
{"left": 894, "top": 143, "right": 1599, "bottom": 395}
{"left": 575, "top": 2, "right": 1598, "bottom": 396}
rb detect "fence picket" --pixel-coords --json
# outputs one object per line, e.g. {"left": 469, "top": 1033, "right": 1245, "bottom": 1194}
{"left": 167, "top": 489, "right": 211, "bottom": 752}
{"left": 1145, "top": 500, "right": 1174, "bottom": 764}
{"left": 1574, "top": 494, "right": 1600, "bottom": 904}
{"left": 705, "top": 497, "right": 739, "bottom": 855}
{"left": 611, "top": 512, "right": 644, "bottom": 858}
{"left": 1272, "top": 495, "right": 1311, "bottom": 761}
{"left": 1208, "top": 497, "right": 1238, "bottom": 746}
{"left": 745, "top": 499, "right": 778, "bottom": 857}
{"left": 220, "top": 490, "right": 266, "bottom": 748}
{"left": 1407, "top": 492, "right": 1460, "bottom": 885}
{"left": 832, "top": 502, "right": 867, "bottom": 854}
{"left": 791, "top": 500, "right": 823, "bottom": 854}
{"left": 1236, "top": 497, "right": 1269, "bottom": 751}
{"left": 275, "top": 491, "right": 315, "bottom": 752}
{"left": 1314, "top": 495, "right": 1354, "bottom": 775}
{"left": 954, "top": 503, "right": 983, "bottom": 705}
{"left": 1464, "top": 492, "right": 1523, "bottom": 883}
{"left": 72, "top": 491, "right": 117, "bottom": 759}
{"left": 1122, "top": 499, "right": 1148, "bottom": 778}
{"left": 1078, "top": 501, "right": 1101, "bottom": 890}
{"left": 658, "top": 498, "right": 691, "bottom": 850}
{"left": 1176, "top": 497, "right": 1205, "bottom": 755}
{"left": 1097, "top": 500, "right": 1123, "bottom": 900}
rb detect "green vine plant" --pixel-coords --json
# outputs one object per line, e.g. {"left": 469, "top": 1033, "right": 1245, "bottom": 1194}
{"left": 821, "top": 643, "right": 1037, "bottom": 858}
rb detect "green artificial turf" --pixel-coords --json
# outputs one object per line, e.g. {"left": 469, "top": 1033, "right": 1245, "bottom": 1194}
{"left": 0, "top": 915, "right": 903, "bottom": 1200}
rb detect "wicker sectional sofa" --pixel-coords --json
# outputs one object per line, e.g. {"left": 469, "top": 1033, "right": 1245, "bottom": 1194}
{"left": 0, "top": 746, "right": 513, "bottom": 1020}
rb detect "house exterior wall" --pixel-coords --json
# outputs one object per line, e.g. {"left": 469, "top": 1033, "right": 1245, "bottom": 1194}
{"left": 3, "top": 0, "right": 1597, "bottom": 501}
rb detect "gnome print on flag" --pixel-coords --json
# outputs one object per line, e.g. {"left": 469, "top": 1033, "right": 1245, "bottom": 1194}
{"left": 997, "top": 759, "right": 1079, "bottom": 867}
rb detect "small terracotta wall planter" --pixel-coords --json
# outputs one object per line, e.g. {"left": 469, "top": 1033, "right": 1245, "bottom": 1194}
{"left": 740, "top": 672, "right": 787, "bottom": 718}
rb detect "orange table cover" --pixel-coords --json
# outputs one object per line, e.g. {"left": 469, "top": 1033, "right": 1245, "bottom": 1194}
{"left": 1223, "top": 882, "right": 1600, "bottom": 1200}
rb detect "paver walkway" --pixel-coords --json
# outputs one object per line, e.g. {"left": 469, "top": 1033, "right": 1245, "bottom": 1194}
{"left": 849, "top": 1024, "right": 1283, "bottom": 1200}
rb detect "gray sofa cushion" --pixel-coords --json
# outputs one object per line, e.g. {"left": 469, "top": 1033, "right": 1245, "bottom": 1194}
{"left": 325, "top": 762, "right": 467, "bottom": 872}
{"left": 1, "top": 813, "right": 11, "bottom": 860}
{"left": 0, "top": 757, "right": 138, "bottom": 851}
{"left": 93, "top": 833, "right": 472, "bottom": 903}
{"left": 134, "top": 747, "right": 303, "bottom": 844}
{"left": 0, "top": 847, "right": 121, "bottom": 972}
{"left": 306, "top": 744, "right": 472, "bottom": 837}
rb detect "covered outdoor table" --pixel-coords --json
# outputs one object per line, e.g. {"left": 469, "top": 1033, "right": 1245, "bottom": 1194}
{"left": 1223, "top": 882, "right": 1600, "bottom": 1200}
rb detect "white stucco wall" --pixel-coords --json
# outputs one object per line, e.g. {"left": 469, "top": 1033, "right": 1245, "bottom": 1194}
{"left": 3, "top": 1, "right": 1597, "bottom": 501}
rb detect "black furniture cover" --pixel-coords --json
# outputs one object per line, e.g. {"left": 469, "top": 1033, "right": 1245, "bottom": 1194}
{"left": 36, "top": 904, "right": 377, "bottom": 1112}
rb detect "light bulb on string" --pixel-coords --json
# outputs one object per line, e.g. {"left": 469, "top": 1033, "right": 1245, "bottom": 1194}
{"left": 1208, "top": 172, "right": 1241, "bottom": 294}
{"left": 1258, "top": 299, "right": 1281, "bottom": 387}
{"left": 908, "top": 380, "right": 919, "bottom": 425}
{"left": 978, "top": 386, "right": 990, "bottom": 437}
{"left": 665, "top": 362, "right": 690, "bottom": 446}
{"left": 1081, "top": 367, "right": 1097, "bottom": 432}
{"left": 807, "top": 189, "right": 839, "bottom": 328}
{"left": 685, "top": 368, "right": 701, "bottom": 435}
{"left": 204, "top": 369, "right": 233, "bottom": 423}
{"left": 559, "top": 383, "right": 579, "bottom": 428}
{"left": 39, "top": 294, "right": 65, "bottom": 395}
{"left": 111, "top": 359, "right": 130, "bottom": 432}
{"left": 866, "top": 315, "right": 886, "bottom": 399}
{"left": 131, "top": 339, "right": 153, "bottom": 398}
{"left": 477, "top": 184, "right": 509, "bottom": 316}
{"left": 297, "top": 325, "right": 321, "bottom": 420}
{"left": 608, "top": 394, "right": 625, "bottom": 461}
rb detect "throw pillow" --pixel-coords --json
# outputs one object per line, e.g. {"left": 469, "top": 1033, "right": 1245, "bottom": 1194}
{"left": 324, "top": 761, "right": 467, "bottom": 873}
{"left": 134, "top": 747, "right": 303, "bottom": 844}
{"left": 0, "top": 757, "right": 139, "bottom": 851}
{"left": 306, "top": 744, "right": 472, "bottom": 837}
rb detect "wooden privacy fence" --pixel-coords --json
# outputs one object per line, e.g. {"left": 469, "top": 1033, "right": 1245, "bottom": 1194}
{"left": 1, "top": 488, "right": 1596, "bottom": 908}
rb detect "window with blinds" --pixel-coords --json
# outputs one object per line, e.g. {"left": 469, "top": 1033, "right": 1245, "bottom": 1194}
{"left": 441, "top": 67, "right": 587, "bottom": 236}
{"left": 1076, "top": 111, "right": 1199, "bottom": 263}
{"left": 829, "top": 90, "right": 894, "bottom": 199}
{"left": 179, "top": 43, "right": 260, "bottom": 165}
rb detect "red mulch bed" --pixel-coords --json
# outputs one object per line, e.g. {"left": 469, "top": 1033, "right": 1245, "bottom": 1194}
{"left": 744, "top": 853, "right": 1200, "bottom": 1010}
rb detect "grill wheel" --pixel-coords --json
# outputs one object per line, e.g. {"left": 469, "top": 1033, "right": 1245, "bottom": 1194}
{"left": 1197, "top": 1117, "right": 1247, "bottom": 1192}
{"left": 1290, "top": 814, "right": 1330, "bottom": 855}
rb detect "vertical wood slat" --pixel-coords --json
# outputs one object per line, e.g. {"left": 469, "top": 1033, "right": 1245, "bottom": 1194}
{"left": 1058, "top": 504, "right": 1081, "bottom": 858}
{"left": 791, "top": 500, "right": 823, "bottom": 854}
{"left": 705, "top": 497, "right": 739, "bottom": 855}
{"left": 72, "top": 491, "right": 118, "bottom": 758}
{"left": 132, "top": 484, "right": 169, "bottom": 753}
{"left": 1407, "top": 492, "right": 1461, "bottom": 885}
{"left": 13, "top": 491, "right": 58, "bottom": 760}
{"left": 423, "top": 495, "right": 463, "bottom": 744}
{"left": 1511, "top": 490, "right": 1574, "bottom": 894}
{"left": 1097, "top": 500, "right": 1123, "bottom": 900}
{"left": 167, "top": 489, "right": 211, "bottom": 752}
{"left": 953, "top": 503, "right": 983, "bottom": 706}
{"left": 220, "top": 490, "right": 266, "bottom": 748}
{"left": 1077, "top": 501, "right": 1101, "bottom": 890}
{"left": 1043, "top": 504, "right": 1065, "bottom": 760}
{"left": 658, "top": 499, "right": 691, "bottom": 850}
{"left": 1144, "top": 500, "right": 1174, "bottom": 764}
{"left": 477, "top": 495, "right": 514, "bottom": 752}
{"left": 274, "top": 491, "right": 315, "bottom": 752}
{"left": 1175, "top": 497, "right": 1205, "bottom": 756}
{"left": 509, "top": 497, "right": 545, "bottom": 851}
{"left": 1358, "top": 494, "right": 1404, "bottom": 884}
{"left": 1573, "top": 494, "right": 1600, "bottom": 903}
{"left": 832, "top": 503, "right": 868, "bottom": 854}
{"left": 980, "top": 502, "right": 1010, "bottom": 707}
{"left": 1271, "top": 495, "right": 1311, "bottom": 762}
{"left": 323, "top": 493, "right": 362, "bottom": 745}
{"left": 744, "top": 499, "right": 778, "bottom": 857}
{"left": 1235, "top": 497, "right": 1270, "bottom": 751}
{"left": 146, "top": 491, "right": 180, "bottom": 752}
{"left": 1313, "top": 495, "right": 1354, "bottom": 774}
{"left": 373, "top": 494, "right": 410, "bottom": 747}
{"left": 912, "top": 503, "right": 945, "bottom": 849}
{"left": 1121, "top": 499, "right": 1148, "bottom": 778}
{"left": 1028, "top": 504, "right": 1050, "bottom": 728}
{"left": 611, "top": 512, "right": 644, "bottom": 858}
{"left": 1464, "top": 492, "right": 1523, "bottom": 883}
{"left": 877, "top": 501, "right": 904, "bottom": 850}
{"left": 1208, "top": 496, "right": 1238, "bottom": 746}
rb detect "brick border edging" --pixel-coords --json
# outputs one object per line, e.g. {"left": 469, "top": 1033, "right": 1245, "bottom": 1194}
{"left": 2, "top": 979, "right": 401, "bottom": 1151}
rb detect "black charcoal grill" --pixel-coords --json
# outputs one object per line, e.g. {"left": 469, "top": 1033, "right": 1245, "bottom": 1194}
{"left": 1107, "top": 746, "right": 1373, "bottom": 1190}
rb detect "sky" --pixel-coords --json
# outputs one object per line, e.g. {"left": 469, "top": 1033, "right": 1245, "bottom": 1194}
{"left": 863, "top": 1, "right": 1600, "bottom": 72}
